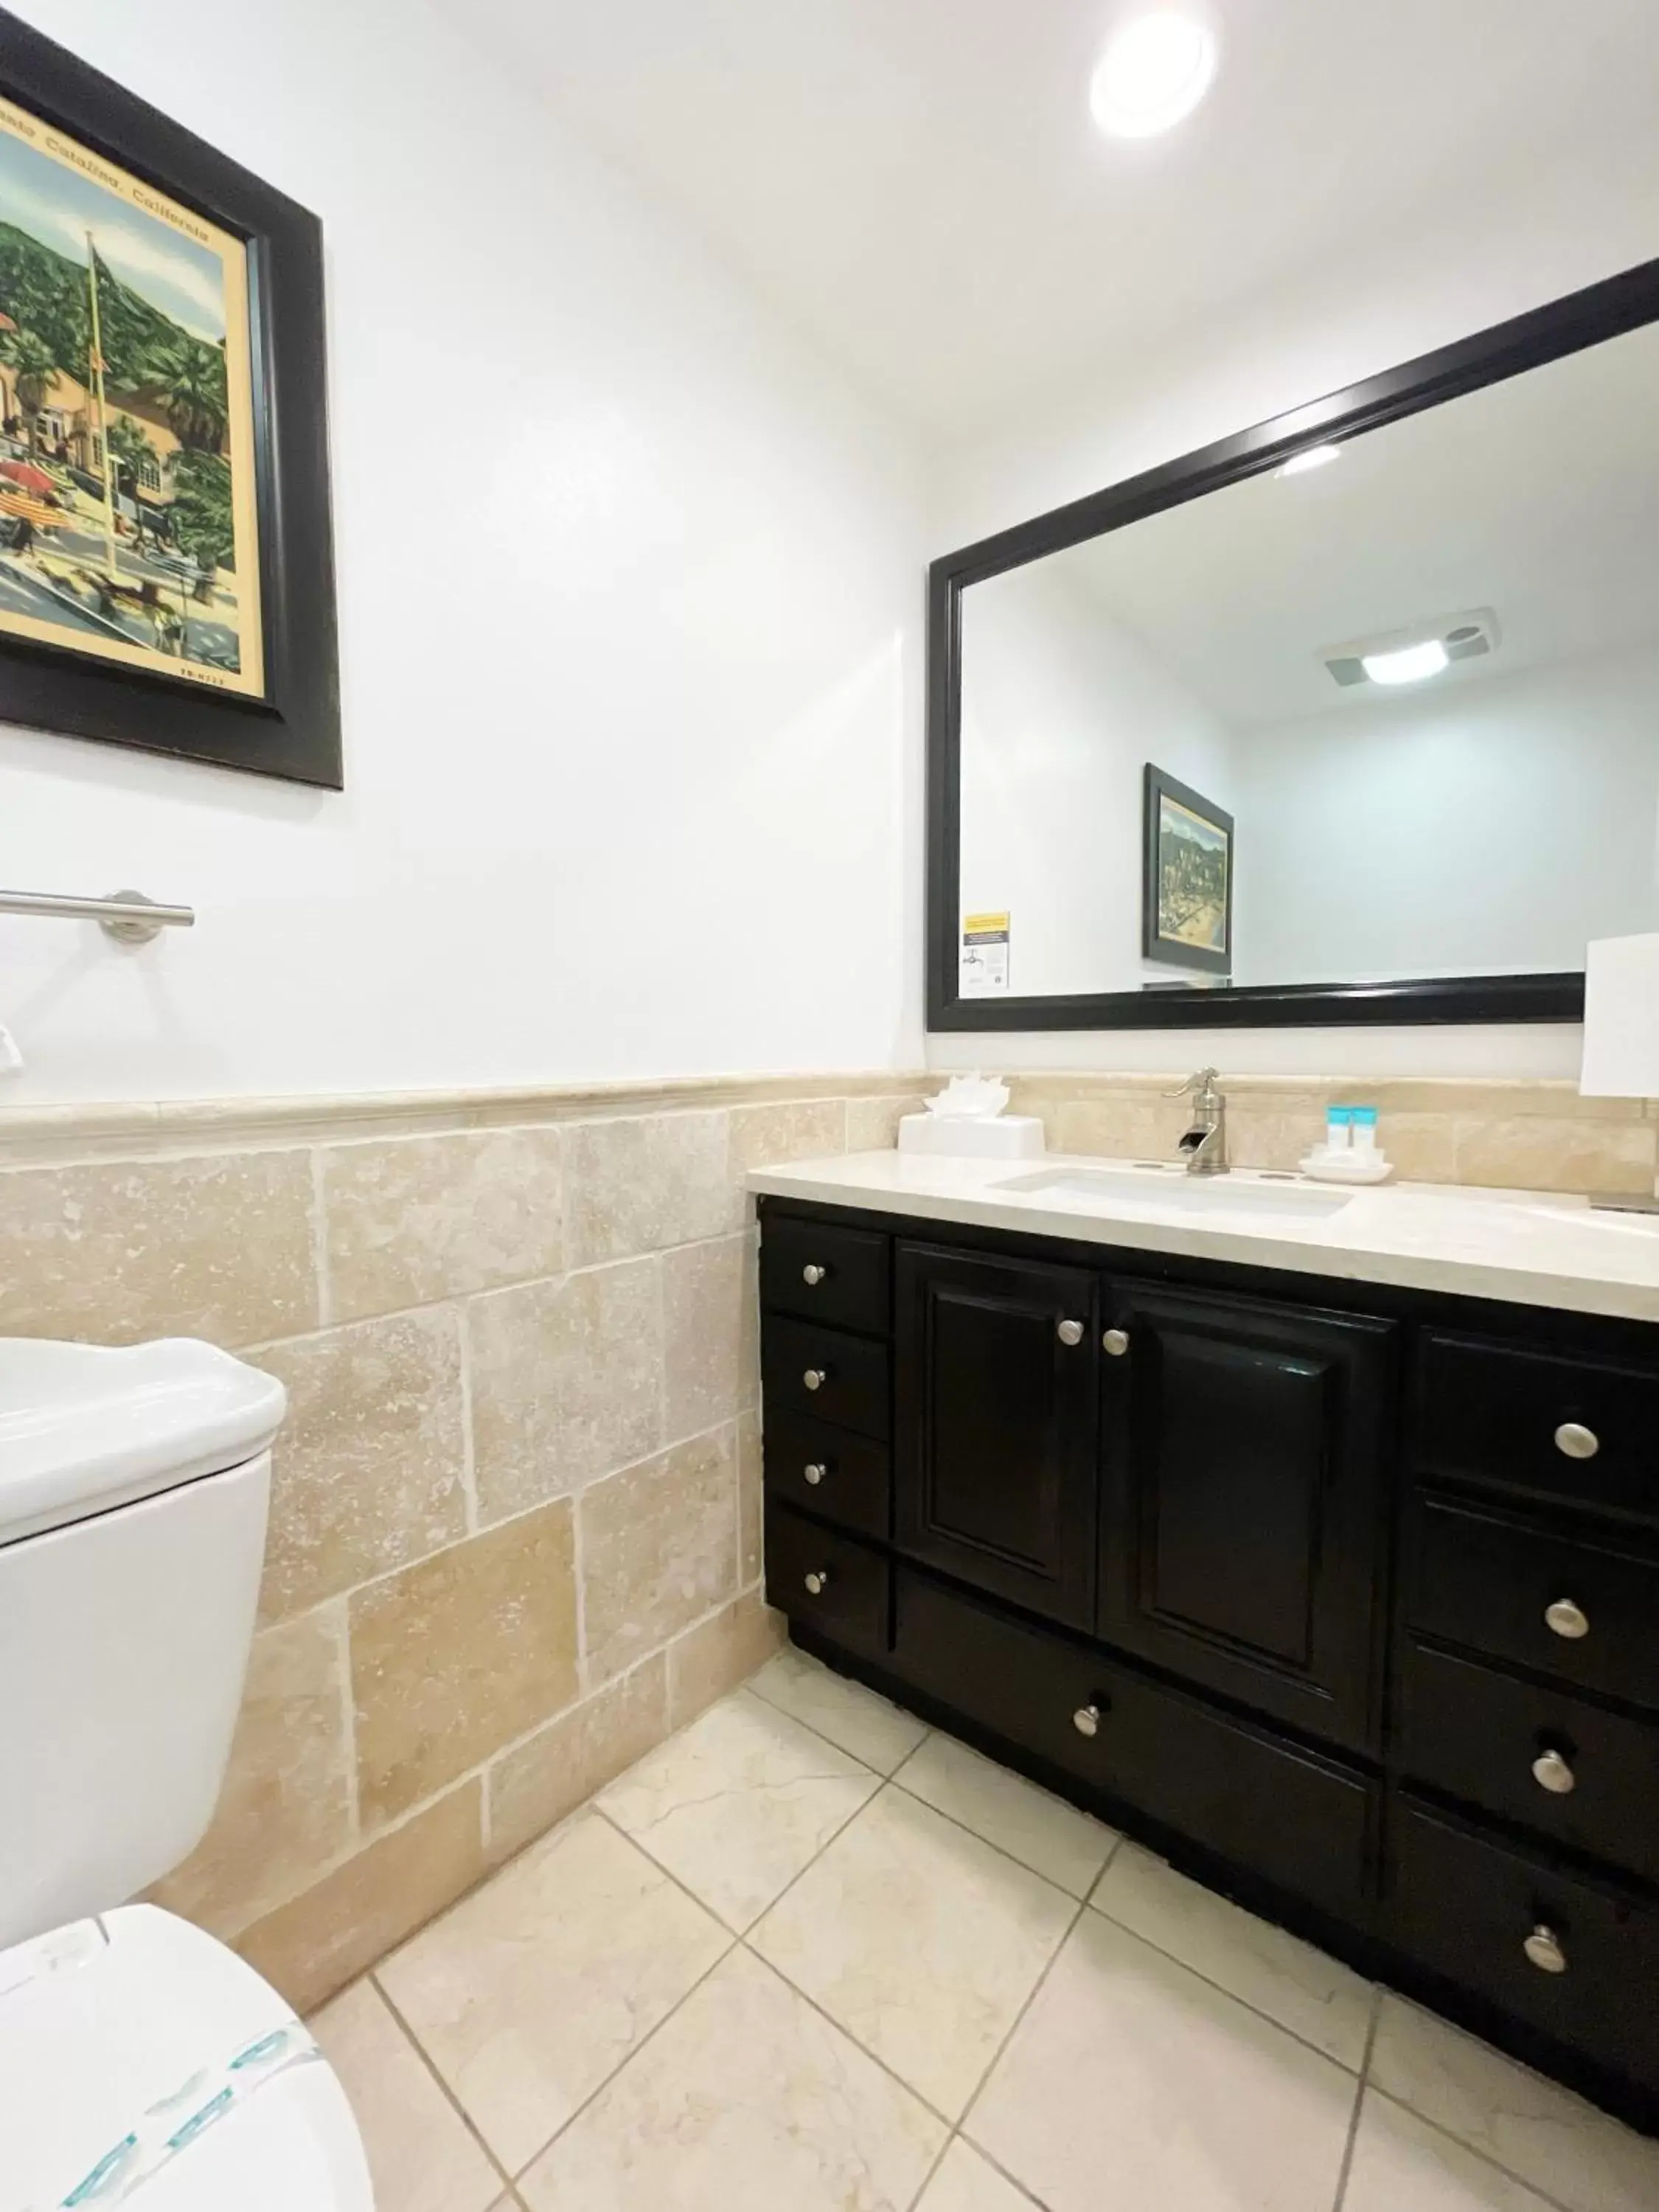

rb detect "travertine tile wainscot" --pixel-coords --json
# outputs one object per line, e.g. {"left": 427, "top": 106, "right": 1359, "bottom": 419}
{"left": 0, "top": 1074, "right": 928, "bottom": 2011}
{"left": 1, "top": 1065, "right": 1631, "bottom": 2011}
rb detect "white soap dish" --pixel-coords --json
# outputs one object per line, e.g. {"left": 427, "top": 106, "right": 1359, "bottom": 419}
{"left": 1298, "top": 1150, "right": 1394, "bottom": 1186}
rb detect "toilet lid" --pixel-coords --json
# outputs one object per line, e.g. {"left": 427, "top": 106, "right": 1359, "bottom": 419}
{"left": 0, "top": 1905, "right": 372, "bottom": 2211}
{"left": 0, "top": 1336, "right": 287, "bottom": 1547}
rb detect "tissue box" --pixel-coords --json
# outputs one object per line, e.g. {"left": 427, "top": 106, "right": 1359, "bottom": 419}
{"left": 897, "top": 1113, "right": 1046, "bottom": 1160}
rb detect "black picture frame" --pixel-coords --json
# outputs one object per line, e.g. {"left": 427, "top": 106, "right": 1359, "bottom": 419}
{"left": 927, "top": 257, "right": 1659, "bottom": 1032}
{"left": 0, "top": 10, "right": 340, "bottom": 787}
{"left": 1143, "top": 763, "right": 1233, "bottom": 977}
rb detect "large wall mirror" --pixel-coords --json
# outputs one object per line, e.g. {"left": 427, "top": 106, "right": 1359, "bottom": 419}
{"left": 927, "top": 262, "right": 1659, "bottom": 1029}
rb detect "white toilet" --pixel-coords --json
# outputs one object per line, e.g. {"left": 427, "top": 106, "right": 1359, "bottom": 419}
{"left": 0, "top": 1337, "right": 375, "bottom": 2211}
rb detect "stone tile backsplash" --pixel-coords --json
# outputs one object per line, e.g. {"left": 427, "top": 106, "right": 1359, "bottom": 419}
{"left": 0, "top": 1074, "right": 922, "bottom": 2014}
{"left": 1007, "top": 1072, "right": 1656, "bottom": 1196}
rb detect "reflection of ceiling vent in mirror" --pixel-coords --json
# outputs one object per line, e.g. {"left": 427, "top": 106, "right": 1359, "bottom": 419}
{"left": 1322, "top": 608, "right": 1500, "bottom": 688}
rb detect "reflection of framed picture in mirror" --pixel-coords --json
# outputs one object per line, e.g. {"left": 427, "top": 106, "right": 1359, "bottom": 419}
{"left": 1143, "top": 764, "right": 1233, "bottom": 975}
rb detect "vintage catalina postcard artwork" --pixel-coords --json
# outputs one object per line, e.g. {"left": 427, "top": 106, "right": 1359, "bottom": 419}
{"left": 0, "top": 93, "right": 261, "bottom": 693}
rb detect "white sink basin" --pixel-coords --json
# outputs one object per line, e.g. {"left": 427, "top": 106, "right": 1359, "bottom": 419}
{"left": 999, "top": 1165, "right": 1354, "bottom": 1219}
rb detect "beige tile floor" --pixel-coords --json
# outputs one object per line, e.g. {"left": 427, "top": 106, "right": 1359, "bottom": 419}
{"left": 310, "top": 1646, "right": 1659, "bottom": 2212}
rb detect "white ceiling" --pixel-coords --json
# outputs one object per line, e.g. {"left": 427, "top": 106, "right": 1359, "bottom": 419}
{"left": 1037, "top": 316, "right": 1659, "bottom": 729}
{"left": 439, "top": 0, "right": 1659, "bottom": 437}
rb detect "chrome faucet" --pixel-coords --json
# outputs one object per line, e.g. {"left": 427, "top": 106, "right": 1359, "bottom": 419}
{"left": 1168, "top": 1068, "right": 1227, "bottom": 1175}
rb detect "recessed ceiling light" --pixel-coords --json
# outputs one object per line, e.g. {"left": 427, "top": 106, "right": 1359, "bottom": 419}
{"left": 1277, "top": 444, "right": 1342, "bottom": 478}
{"left": 1090, "top": 8, "right": 1220, "bottom": 139}
{"left": 1361, "top": 640, "right": 1450, "bottom": 687}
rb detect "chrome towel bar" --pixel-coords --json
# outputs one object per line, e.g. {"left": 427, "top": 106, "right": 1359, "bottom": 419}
{"left": 0, "top": 888, "right": 195, "bottom": 945}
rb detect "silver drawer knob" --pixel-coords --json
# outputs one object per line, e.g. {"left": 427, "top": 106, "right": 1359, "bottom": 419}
{"left": 804, "top": 1569, "right": 830, "bottom": 1596}
{"left": 1554, "top": 1422, "right": 1599, "bottom": 1461}
{"left": 1523, "top": 1924, "right": 1568, "bottom": 1975}
{"left": 1103, "top": 1328, "right": 1130, "bottom": 1357}
{"left": 802, "top": 1264, "right": 827, "bottom": 1286}
{"left": 1072, "top": 1703, "right": 1102, "bottom": 1739}
{"left": 803, "top": 1368, "right": 827, "bottom": 1391}
{"left": 804, "top": 1462, "right": 827, "bottom": 1486}
{"left": 1545, "top": 1597, "right": 1590, "bottom": 1641}
{"left": 1532, "top": 1749, "right": 1576, "bottom": 1795}
{"left": 1057, "top": 1318, "right": 1084, "bottom": 1347}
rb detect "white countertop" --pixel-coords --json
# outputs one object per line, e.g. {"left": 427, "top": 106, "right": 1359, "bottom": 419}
{"left": 746, "top": 1151, "right": 1659, "bottom": 1324}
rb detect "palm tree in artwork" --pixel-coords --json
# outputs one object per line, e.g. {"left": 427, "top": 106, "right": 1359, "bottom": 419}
{"left": 159, "top": 340, "right": 227, "bottom": 454}
{"left": 0, "top": 327, "right": 60, "bottom": 453}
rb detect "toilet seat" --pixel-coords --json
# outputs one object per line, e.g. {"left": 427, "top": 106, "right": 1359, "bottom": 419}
{"left": 0, "top": 1905, "right": 372, "bottom": 2211}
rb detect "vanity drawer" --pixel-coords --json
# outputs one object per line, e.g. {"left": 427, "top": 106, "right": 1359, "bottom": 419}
{"left": 1397, "top": 1642, "right": 1659, "bottom": 1884}
{"left": 762, "top": 1316, "right": 889, "bottom": 1440}
{"left": 1389, "top": 1798, "right": 1659, "bottom": 2093}
{"left": 765, "top": 1502, "right": 891, "bottom": 1660}
{"left": 1413, "top": 1332, "right": 1659, "bottom": 1521}
{"left": 760, "top": 1214, "right": 890, "bottom": 1335}
{"left": 762, "top": 1408, "right": 889, "bottom": 1540}
{"left": 891, "top": 1567, "right": 1371, "bottom": 1920}
{"left": 1408, "top": 1494, "right": 1659, "bottom": 1711}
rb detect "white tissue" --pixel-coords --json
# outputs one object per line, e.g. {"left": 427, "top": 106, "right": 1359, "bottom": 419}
{"left": 925, "top": 1073, "right": 1011, "bottom": 1119}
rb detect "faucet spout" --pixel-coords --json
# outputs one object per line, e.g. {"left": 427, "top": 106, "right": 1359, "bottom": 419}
{"left": 1166, "top": 1068, "right": 1228, "bottom": 1175}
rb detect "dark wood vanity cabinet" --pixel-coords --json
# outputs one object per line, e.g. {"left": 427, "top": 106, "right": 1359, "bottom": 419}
{"left": 757, "top": 1197, "right": 1659, "bottom": 2135}
{"left": 895, "top": 1243, "right": 1099, "bottom": 1629}
{"left": 1098, "top": 1284, "right": 1394, "bottom": 1750}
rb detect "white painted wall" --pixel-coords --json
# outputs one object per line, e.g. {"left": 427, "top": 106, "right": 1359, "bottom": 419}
{"left": 959, "top": 554, "right": 1236, "bottom": 997}
{"left": 931, "top": 156, "right": 1659, "bottom": 1077}
{"left": 1238, "top": 647, "right": 1659, "bottom": 985}
{"left": 0, "top": 0, "right": 925, "bottom": 1104}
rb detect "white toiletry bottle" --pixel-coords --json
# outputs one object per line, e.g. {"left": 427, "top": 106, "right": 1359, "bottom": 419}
{"left": 1325, "top": 1107, "right": 1353, "bottom": 1153}
{"left": 1352, "top": 1107, "right": 1379, "bottom": 1155}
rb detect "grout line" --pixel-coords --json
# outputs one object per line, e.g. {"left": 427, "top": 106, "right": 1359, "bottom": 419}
{"left": 455, "top": 1300, "right": 480, "bottom": 1538}
{"left": 730, "top": 1411, "right": 745, "bottom": 1590}
{"left": 456, "top": 1292, "right": 480, "bottom": 1540}
{"left": 953, "top": 1885, "right": 1092, "bottom": 2154}
{"left": 903, "top": 2129, "right": 956, "bottom": 2212}
{"left": 249, "top": 1629, "right": 685, "bottom": 1947}
{"left": 308, "top": 1148, "right": 332, "bottom": 1330}
{"left": 369, "top": 1968, "right": 518, "bottom": 2199}
{"left": 1329, "top": 1992, "right": 1383, "bottom": 2212}
{"left": 1082, "top": 1883, "right": 1377, "bottom": 2080}
{"left": 884, "top": 1762, "right": 1113, "bottom": 1901}
{"left": 571, "top": 1490, "right": 591, "bottom": 1703}
{"left": 260, "top": 1411, "right": 748, "bottom": 1641}
{"left": 587, "top": 1801, "right": 750, "bottom": 1930}
{"left": 739, "top": 1666, "right": 1120, "bottom": 1907}
{"left": 501, "top": 1929, "right": 742, "bottom": 2184}
{"left": 950, "top": 2134, "right": 1053, "bottom": 2211}
{"left": 1352, "top": 2087, "right": 1598, "bottom": 2212}
{"left": 242, "top": 1242, "right": 734, "bottom": 1357}
{"left": 594, "top": 1745, "right": 886, "bottom": 1945}
{"left": 733, "top": 1923, "right": 964, "bottom": 2137}
{"left": 1358, "top": 1983, "right": 1383, "bottom": 2085}
{"left": 335, "top": 1596, "right": 361, "bottom": 1845}
{"left": 653, "top": 1245, "right": 670, "bottom": 1455}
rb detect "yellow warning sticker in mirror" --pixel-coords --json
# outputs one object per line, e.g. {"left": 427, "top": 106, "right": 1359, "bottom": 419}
{"left": 960, "top": 911, "right": 1010, "bottom": 997}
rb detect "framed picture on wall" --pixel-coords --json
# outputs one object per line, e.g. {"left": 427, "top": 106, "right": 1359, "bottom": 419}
{"left": 1142, "top": 762, "right": 1234, "bottom": 975}
{"left": 0, "top": 9, "right": 339, "bottom": 785}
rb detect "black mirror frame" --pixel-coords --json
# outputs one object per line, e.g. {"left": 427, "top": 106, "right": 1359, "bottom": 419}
{"left": 926, "top": 258, "right": 1659, "bottom": 1032}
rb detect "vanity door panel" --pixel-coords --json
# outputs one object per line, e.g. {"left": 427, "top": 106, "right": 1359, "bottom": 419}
{"left": 895, "top": 1242, "right": 1099, "bottom": 1630}
{"left": 1099, "top": 1283, "right": 1397, "bottom": 1751}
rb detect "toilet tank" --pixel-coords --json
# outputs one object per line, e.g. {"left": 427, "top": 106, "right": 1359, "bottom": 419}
{"left": 0, "top": 1339, "right": 286, "bottom": 1950}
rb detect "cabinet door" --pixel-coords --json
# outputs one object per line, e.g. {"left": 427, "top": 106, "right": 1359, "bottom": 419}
{"left": 1099, "top": 1283, "right": 1396, "bottom": 1750}
{"left": 896, "top": 1242, "right": 1099, "bottom": 1628}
